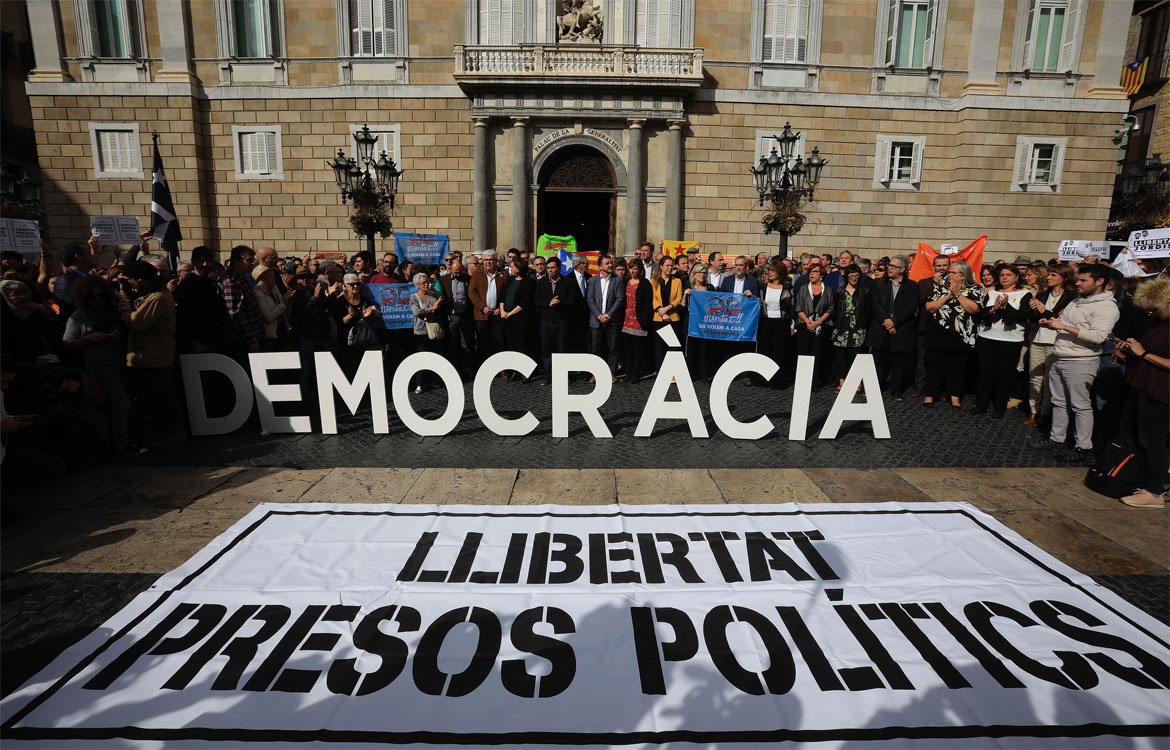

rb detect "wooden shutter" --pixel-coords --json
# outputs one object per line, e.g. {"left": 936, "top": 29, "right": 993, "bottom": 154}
{"left": 241, "top": 132, "right": 255, "bottom": 174}
{"left": 1059, "top": 0, "right": 1079, "bottom": 71}
{"left": 263, "top": 131, "right": 277, "bottom": 175}
{"left": 922, "top": 0, "right": 937, "bottom": 67}
{"left": 885, "top": 0, "right": 898, "bottom": 66}
{"left": 1051, "top": 142, "right": 1064, "bottom": 190}
{"left": 372, "top": 0, "right": 385, "bottom": 54}
{"left": 1013, "top": 139, "right": 1032, "bottom": 186}
{"left": 383, "top": 0, "right": 396, "bottom": 55}
{"left": 794, "top": 0, "right": 807, "bottom": 62}
{"left": 876, "top": 138, "right": 892, "bottom": 185}
{"left": 1022, "top": 0, "right": 1037, "bottom": 70}
{"left": 668, "top": 0, "right": 682, "bottom": 46}
{"left": 762, "top": 0, "right": 775, "bottom": 60}
{"left": 512, "top": 0, "right": 524, "bottom": 43}
{"left": 910, "top": 140, "right": 923, "bottom": 184}
{"left": 85, "top": 0, "right": 100, "bottom": 56}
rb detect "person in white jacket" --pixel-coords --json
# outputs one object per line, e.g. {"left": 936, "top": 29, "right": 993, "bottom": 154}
{"left": 1029, "top": 264, "right": 1120, "bottom": 464}
{"left": 253, "top": 265, "right": 294, "bottom": 351}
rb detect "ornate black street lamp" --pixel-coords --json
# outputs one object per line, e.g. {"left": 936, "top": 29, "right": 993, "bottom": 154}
{"left": 749, "top": 122, "right": 827, "bottom": 258}
{"left": 326, "top": 124, "right": 404, "bottom": 256}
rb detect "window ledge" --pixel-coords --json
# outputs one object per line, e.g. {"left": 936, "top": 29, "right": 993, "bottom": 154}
{"left": 219, "top": 60, "right": 288, "bottom": 85}
{"left": 1010, "top": 182, "right": 1060, "bottom": 194}
{"left": 750, "top": 62, "right": 819, "bottom": 91}
{"left": 79, "top": 59, "right": 150, "bottom": 83}
{"left": 873, "top": 180, "right": 922, "bottom": 191}
{"left": 1007, "top": 71, "right": 1077, "bottom": 98}
{"left": 339, "top": 58, "right": 408, "bottom": 84}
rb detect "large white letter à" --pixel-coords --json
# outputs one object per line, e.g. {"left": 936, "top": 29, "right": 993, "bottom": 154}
{"left": 474, "top": 352, "right": 539, "bottom": 436}
{"left": 249, "top": 352, "right": 311, "bottom": 434}
{"left": 634, "top": 350, "right": 708, "bottom": 438}
{"left": 787, "top": 355, "right": 816, "bottom": 441}
{"left": 552, "top": 353, "right": 612, "bottom": 438}
{"left": 391, "top": 352, "right": 464, "bottom": 436}
{"left": 315, "top": 351, "right": 389, "bottom": 434}
{"left": 709, "top": 353, "right": 778, "bottom": 440}
{"left": 819, "top": 354, "right": 890, "bottom": 439}
{"left": 180, "top": 353, "right": 253, "bottom": 436}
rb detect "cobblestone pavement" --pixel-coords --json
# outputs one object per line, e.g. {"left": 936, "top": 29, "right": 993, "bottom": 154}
{"left": 130, "top": 377, "right": 1070, "bottom": 469}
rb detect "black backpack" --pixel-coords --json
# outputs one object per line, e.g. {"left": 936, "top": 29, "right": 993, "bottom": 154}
{"left": 1084, "top": 441, "right": 1145, "bottom": 499}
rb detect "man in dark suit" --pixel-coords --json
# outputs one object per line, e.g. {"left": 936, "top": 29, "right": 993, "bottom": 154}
{"left": 569, "top": 254, "right": 593, "bottom": 353}
{"left": 718, "top": 255, "right": 761, "bottom": 296}
{"left": 867, "top": 254, "right": 918, "bottom": 399}
{"left": 586, "top": 254, "right": 625, "bottom": 380}
{"left": 468, "top": 249, "right": 508, "bottom": 365}
{"left": 913, "top": 253, "right": 951, "bottom": 393}
{"left": 534, "top": 255, "right": 578, "bottom": 384}
{"left": 439, "top": 255, "right": 475, "bottom": 378}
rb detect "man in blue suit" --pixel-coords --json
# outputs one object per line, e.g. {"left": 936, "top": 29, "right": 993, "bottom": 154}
{"left": 718, "top": 255, "right": 761, "bottom": 296}
{"left": 586, "top": 254, "right": 625, "bottom": 380}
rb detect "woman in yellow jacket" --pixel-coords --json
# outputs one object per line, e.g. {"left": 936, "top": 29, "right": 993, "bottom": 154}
{"left": 650, "top": 256, "right": 684, "bottom": 372}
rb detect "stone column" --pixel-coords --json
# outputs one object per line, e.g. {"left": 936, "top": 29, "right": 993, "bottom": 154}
{"left": 1088, "top": 0, "right": 1135, "bottom": 97}
{"left": 473, "top": 117, "right": 491, "bottom": 252}
{"left": 625, "top": 119, "right": 646, "bottom": 251}
{"left": 26, "top": 0, "right": 71, "bottom": 82}
{"left": 156, "top": 0, "right": 199, "bottom": 83}
{"left": 511, "top": 117, "right": 531, "bottom": 253}
{"left": 664, "top": 119, "right": 685, "bottom": 242}
{"left": 962, "top": 0, "right": 1005, "bottom": 95}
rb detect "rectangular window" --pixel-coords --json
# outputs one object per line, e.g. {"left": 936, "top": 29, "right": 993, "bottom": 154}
{"left": 1028, "top": 143, "right": 1055, "bottom": 184}
{"left": 478, "top": 0, "right": 523, "bottom": 44}
{"left": 1021, "top": 0, "right": 1080, "bottom": 73}
{"left": 233, "top": 126, "right": 283, "bottom": 180}
{"left": 1030, "top": 3, "right": 1065, "bottom": 72}
{"left": 637, "top": 0, "right": 682, "bottom": 47}
{"left": 873, "top": 134, "right": 924, "bottom": 189}
{"left": 884, "top": 0, "right": 936, "bottom": 68}
{"left": 233, "top": 0, "right": 272, "bottom": 57}
{"left": 762, "top": 0, "right": 808, "bottom": 63}
{"left": 88, "top": 123, "right": 143, "bottom": 178}
{"left": 81, "top": 0, "right": 142, "bottom": 59}
{"left": 350, "top": 0, "right": 397, "bottom": 56}
{"left": 889, "top": 142, "right": 915, "bottom": 182}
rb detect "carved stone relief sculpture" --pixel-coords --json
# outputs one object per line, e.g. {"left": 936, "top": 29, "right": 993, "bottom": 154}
{"left": 557, "top": 0, "right": 603, "bottom": 43}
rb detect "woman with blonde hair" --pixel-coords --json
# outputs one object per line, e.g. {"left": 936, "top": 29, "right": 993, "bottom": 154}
{"left": 1116, "top": 277, "right": 1170, "bottom": 508}
{"left": 684, "top": 262, "right": 714, "bottom": 380}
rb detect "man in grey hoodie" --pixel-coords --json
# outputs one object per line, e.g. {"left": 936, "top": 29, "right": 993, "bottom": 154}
{"left": 1030, "top": 264, "right": 1120, "bottom": 464}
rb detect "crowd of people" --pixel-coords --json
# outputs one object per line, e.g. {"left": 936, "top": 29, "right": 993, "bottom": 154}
{"left": 1, "top": 235, "right": 1167, "bottom": 507}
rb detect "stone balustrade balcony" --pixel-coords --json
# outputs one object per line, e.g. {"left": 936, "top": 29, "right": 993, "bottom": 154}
{"left": 453, "top": 44, "right": 704, "bottom": 91}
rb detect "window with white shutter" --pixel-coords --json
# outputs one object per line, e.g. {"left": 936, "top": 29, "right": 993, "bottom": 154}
{"left": 233, "top": 126, "right": 284, "bottom": 180}
{"left": 762, "top": 0, "right": 809, "bottom": 63}
{"left": 350, "top": 0, "right": 397, "bottom": 55}
{"left": 873, "top": 134, "right": 925, "bottom": 190}
{"left": 478, "top": 0, "right": 523, "bottom": 44}
{"left": 1011, "top": 136, "right": 1065, "bottom": 192}
{"left": 1020, "top": 0, "right": 1080, "bottom": 72}
{"left": 88, "top": 123, "right": 143, "bottom": 179}
{"left": 881, "top": 0, "right": 939, "bottom": 68}
{"left": 636, "top": 0, "right": 683, "bottom": 46}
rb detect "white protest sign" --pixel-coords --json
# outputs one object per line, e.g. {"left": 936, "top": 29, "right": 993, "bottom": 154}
{"left": 2, "top": 503, "right": 1167, "bottom": 747}
{"left": 939, "top": 244, "right": 959, "bottom": 255}
{"left": 89, "top": 215, "right": 141, "bottom": 244}
{"left": 1058, "top": 240, "right": 1111, "bottom": 261}
{"left": 0, "top": 220, "right": 13, "bottom": 252}
{"left": 2, "top": 219, "right": 41, "bottom": 252}
{"left": 1129, "top": 228, "right": 1170, "bottom": 259}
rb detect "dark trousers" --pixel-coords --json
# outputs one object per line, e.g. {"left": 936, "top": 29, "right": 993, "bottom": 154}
{"left": 1123, "top": 389, "right": 1170, "bottom": 495}
{"left": 686, "top": 335, "right": 716, "bottom": 380}
{"left": 622, "top": 332, "right": 650, "bottom": 382}
{"left": 590, "top": 322, "right": 621, "bottom": 373}
{"left": 874, "top": 346, "right": 913, "bottom": 395}
{"left": 651, "top": 321, "right": 679, "bottom": 372}
{"left": 128, "top": 365, "right": 182, "bottom": 441}
{"left": 447, "top": 312, "right": 475, "bottom": 376}
{"left": 976, "top": 337, "right": 1024, "bottom": 413}
{"left": 411, "top": 334, "right": 436, "bottom": 389}
{"left": 924, "top": 347, "right": 971, "bottom": 401}
{"left": 831, "top": 344, "right": 866, "bottom": 383}
{"left": 757, "top": 316, "right": 789, "bottom": 387}
{"left": 540, "top": 319, "right": 571, "bottom": 377}
{"left": 475, "top": 317, "right": 503, "bottom": 365}
{"left": 795, "top": 327, "right": 830, "bottom": 386}
{"left": 504, "top": 319, "right": 534, "bottom": 364}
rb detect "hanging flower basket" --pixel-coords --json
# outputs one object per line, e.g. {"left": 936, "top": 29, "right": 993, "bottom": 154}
{"left": 762, "top": 210, "right": 805, "bottom": 237}
{"left": 350, "top": 209, "right": 393, "bottom": 239}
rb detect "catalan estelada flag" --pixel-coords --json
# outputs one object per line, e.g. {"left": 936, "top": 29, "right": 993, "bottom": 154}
{"left": 1122, "top": 57, "right": 1148, "bottom": 96}
{"left": 662, "top": 240, "right": 701, "bottom": 256}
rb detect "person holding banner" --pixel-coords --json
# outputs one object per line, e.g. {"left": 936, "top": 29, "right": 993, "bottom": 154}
{"left": 621, "top": 258, "right": 653, "bottom": 382}
{"left": 831, "top": 265, "right": 871, "bottom": 392}
{"left": 650, "top": 257, "right": 684, "bottom": 372}
{"left": 500, "top": 258, "right": 535, "bottom": 380}
{"left": 794, "top": 261, "right": 834, "bottom": 388}
{"left": 684, "top": 262, "right": 715, "bottom": 381}
{"left": 758, "top": 262, "right": 794, "bottom": 389}
{"left": 923, "top": 262, "right": 981, "bottom": 408}
{"left": 973, "top": 265, "right": 1032, "bottom": 418}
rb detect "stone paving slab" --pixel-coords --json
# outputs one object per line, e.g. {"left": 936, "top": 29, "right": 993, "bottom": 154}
{"left": 616, "top": 469, "right": 725, "bottom": 504}
{"left": 511, "top": 469, "right": 617, "bottom": 505}
{"left": 400, "top": 468, "right": 519, "bottom": 505}
{"left": 709, "top": 469, "right": 831, "bottom": 503}
{"left": 298, "top": 467, "right": 425, "bottom": 503}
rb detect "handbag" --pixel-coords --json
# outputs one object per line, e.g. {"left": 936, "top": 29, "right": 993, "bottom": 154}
{"left": 426, "top": 321, "right": 446, "bottom": 341}
{"left": 347, "top": 319, "right": 380, "bottom": 349}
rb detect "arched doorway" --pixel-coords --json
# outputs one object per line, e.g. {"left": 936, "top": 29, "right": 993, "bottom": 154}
{"left": 537, "top": 145, "right": 616, "bottom": 254}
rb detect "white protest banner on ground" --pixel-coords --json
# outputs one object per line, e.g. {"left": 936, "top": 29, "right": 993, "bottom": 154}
{"left": 1129, "top": 228, "right": 1170, "bottom": 259}
{"left": 1058, "top": 240, "right": 1111, "bottom": 261}
{"left": 89, "top": 215, "right": 141, "bottom": 244}
{"left": 3, "top": 502, "right": 1167, "bottom": 747}
{"left": 2, "top": 219, "right": 41, "bottom": 252}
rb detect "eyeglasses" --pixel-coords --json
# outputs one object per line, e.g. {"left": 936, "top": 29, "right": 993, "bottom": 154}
{"left": 345, "top": 282, "right": 359, "bottom": 287}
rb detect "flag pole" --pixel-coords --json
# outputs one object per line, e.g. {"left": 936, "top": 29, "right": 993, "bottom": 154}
{"left": 151, "top": 130, "right": 181, "bottom": 272}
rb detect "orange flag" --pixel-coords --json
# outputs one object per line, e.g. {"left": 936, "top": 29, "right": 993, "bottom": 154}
{"left": 662, "top": 240, "right": 701, "bottom": 256}
{"left": 908, "top": 236, "right": 987, "bottom": 282}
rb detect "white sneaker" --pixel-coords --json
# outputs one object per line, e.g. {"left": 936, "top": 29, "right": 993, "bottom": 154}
{"left": 413, "top": 386, "right": 423, "bottom": 394}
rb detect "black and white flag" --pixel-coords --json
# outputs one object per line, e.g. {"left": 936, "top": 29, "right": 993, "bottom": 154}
{"left": 149, "top": 133, "right": 182, "bottom": 248}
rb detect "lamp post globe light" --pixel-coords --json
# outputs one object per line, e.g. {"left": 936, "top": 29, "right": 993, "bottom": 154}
{"left": 325, "top": 124, "right": 404, "bottom": 256}
{"left": 749, "top": 122, "right": 827, "bottom": 258}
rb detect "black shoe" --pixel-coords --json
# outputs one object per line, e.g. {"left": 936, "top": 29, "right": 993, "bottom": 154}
{"left": 972, "top": 405, "right": 988, "bottom": 415}
{"left": 1064, "top": 447, "right": 1095, "bottom": 466}
{"left": 1027, "top": 436, "right": 1059, "bottom": 450}
{"left": 991, "top": 410, "right": 1005, "bottom": 419}
{"left": 113, "top": 443, "right": 148, "bottom": 457}
{"left": 540, "top": 377, "right": 551, "bottom": 386}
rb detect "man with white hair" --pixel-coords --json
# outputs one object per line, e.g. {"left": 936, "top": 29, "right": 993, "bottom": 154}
{"left": 469, "top": 249, "right": 507, "bottom": 364}
{"left": 256, "top": 246, "right": 287, "bottom": 295}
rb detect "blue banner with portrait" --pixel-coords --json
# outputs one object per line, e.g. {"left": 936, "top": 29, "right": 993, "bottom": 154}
{"left": 368, "top": 283, "right": 415, "bottom": 330}
{"left": 687, "top": 291, "right": 759, "bottom": 342}
{"left": 394, "top": 233, "right": 448, "bottom": 266}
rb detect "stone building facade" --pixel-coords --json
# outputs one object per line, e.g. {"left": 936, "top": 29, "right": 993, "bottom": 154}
{"left": 18, "top": 0, "right": 1137, "bottom": 262}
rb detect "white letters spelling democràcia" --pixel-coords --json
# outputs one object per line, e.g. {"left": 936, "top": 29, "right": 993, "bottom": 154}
{"left": 181, "top": 328, "right": 891, "bottom": 440}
